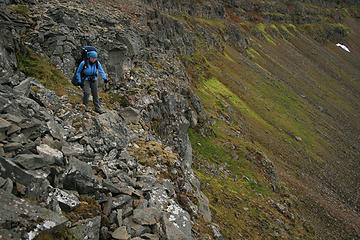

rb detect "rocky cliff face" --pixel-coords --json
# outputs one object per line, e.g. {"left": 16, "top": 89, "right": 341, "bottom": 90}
{"left": 1, "top": 0, "right": 360, "bottom": 239}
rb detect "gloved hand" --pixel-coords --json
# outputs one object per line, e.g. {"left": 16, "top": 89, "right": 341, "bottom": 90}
{"left": 104, "top": 78, "right": 108, "bottom": 83}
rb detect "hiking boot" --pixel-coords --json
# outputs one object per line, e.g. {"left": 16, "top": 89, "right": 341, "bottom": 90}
{"left": 85, "top": 106, "right": 92, "bottom": 112}
{"left": 95, "top": 108, "right": 105, "bottom": 114}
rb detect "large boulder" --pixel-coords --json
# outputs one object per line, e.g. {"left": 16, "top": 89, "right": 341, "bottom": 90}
{"left": 0, "top": 189, "right": 68, "bottom": 239}
{"left": 70, "top": 216, "right": 101, "bottom": 240}
{"left": 12, "top": 154, "right": 55, "bottom": 170}
{"left": 86, "top": 111, "right": 129, "bottom": 152}
{"left": 0, "top": 157, "right": 50, "bottom": 201}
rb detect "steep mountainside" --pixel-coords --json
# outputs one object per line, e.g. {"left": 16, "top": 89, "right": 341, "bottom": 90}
{"left": 0, "top": 0, "right": 359, "bottom": 239}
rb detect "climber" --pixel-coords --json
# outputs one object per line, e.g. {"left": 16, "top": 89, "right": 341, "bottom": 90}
{"left": 76, "top": 50, "right": 108, "bottom": 114}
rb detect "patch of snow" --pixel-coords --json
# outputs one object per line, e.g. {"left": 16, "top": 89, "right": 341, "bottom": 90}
{"left": 336, "top": 43, "right": 350, "bottom": 52}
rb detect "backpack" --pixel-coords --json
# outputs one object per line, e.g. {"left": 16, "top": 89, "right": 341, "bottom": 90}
{"left": 71, "top": 46, "right": 99, "bottom": 86}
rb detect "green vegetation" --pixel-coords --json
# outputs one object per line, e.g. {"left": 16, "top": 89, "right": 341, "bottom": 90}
{"left": 300, "top": 23, "right": 350, "bottom": 42}
{"left": 280, "top": 24, "right": 295, "bottom": 37}
{"left": 253, "top": 24, "right": 277, "bottom": 46}
{"left": 7, "top": 5, "right": 30, "bottom": 16}
{"left": 109, "top": 93, "right": 130, "bottom": 107}
{"left": 193, "top": 17, "right": 225, "bottom": 29}
{"left": 35, "top": 230, "right": 79, "bottom": 240}
{"left": 246, "top": 47, "right": 261, "bottom": 58}
{"left": 255, "top": 23, "right": 266, "bottom": 32}
{"left": 16, "top": 47, "right": 73, "bottom": 97}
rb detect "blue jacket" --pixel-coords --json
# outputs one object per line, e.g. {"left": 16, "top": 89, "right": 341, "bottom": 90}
{"left": 76, "top": 60, "right": 107, "bottom": 83}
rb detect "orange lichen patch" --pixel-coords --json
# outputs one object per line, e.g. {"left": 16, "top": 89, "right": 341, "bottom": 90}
{"left": 63, "top": 196, "right": 101, "bottom": 223}
{"left": 129, "top": 141, "right": 178, "bottom": 167}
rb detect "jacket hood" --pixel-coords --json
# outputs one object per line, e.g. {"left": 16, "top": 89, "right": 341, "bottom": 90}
{"left": 87, "top": 51, "right": 98, "bottom": 59}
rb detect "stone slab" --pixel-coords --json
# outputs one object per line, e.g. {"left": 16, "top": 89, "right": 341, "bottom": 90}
{"left": 0, "top": 189, "right": 68, "bottom": 240}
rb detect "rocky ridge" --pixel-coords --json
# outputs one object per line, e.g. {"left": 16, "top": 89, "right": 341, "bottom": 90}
{"left": 0, "top": 70, "right": 217, "bottom": 239}
{"left": 0, "top": 0, "right": 220, "bottom": 239}
{"left": 1, "top": 0, "right": 360, "bottom": 239}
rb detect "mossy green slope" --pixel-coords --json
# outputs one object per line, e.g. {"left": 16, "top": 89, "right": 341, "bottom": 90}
{"left": 185, "top": 13, "right": 360, "bottom": 240}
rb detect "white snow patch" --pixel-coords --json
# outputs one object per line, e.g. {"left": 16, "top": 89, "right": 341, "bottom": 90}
{"left": 336, "top": 43, "right": 350, "bottom": 52}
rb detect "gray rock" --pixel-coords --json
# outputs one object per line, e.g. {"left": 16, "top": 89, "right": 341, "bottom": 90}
{"left": 63, "top": 169, "right": 101, "bottom": 194}
{"left": 70, "top": 216, "right": 101, "bottom": 240}
{"left": 209, "top": 224, "right": 223, "bottom": 240}
{"left": 185, "top": 170, "right": 211, "bottom": 222}
{"left": 32, "top": 87, "right": 62, "bottom": 112}
{"left": 122, "top": 203, "right": 134, "bottom": 218}
{"left": 135, "top": 199, "right": 149, "bottom": 209}
{"left": 2, "top": 178, "right": 13, "bottom": 193}
{"left": 118, "top": 185, "right": 136, "bottom": 195}
{"left": 130, "top": 219, "right": 151, "bottom": 237}
{"left": 90, "top": 111, "right": 129, "bottom": 152}
{"left": 36, "top": 144, "right": 64, "bottom": 162}
{"left": 104, "top": 148, "right": 118, "bottom": 161}
{"left": 0, "top": 118, "right": 11, "bottom": 132}
{"left": 198, "top": 192, "right": 211, "bottom": 223}
{"left": 103, "top": 193, "right": 113, "bottom": 216}
{"left": 276, "top": 203, "right": 287, "bottom": 214}
{"left": 164, "top": 200, "right": 192, "bottom": 238}
{"left": 161, "top": 216, "right": 190, "bottom": 240}
{"left": 117, "top": 209, "right": 123, "bottom": 226}
{"left": 0, "top": 176, "right": 5, "bottom": 188}
{"left": 46, "top": 197, "right": 62, "bottom": 214}
{"left": 16, "top": 96, "right": 41, "bottom": 113}
{"left": 190, "top": 94, "right": 206, "bottom": 121}
{"left": 13, "top": 77, "right": 32, "bottom": 97}
{"left": 103, "top": 179, "right": 123, "bottom": 194}
{"left": 6, "top": 124, "right": 21, "bottom": 135}
{"left": 0, "top": 189, "right": 68, "bottom": 240}
{"left": 141, "top": 233, "right": 160, "bottom": 240}
{"left": 67, "top": 157, "right": 92, "bottom": 178}
{"left": 47, "top": 119, "right": 66, "bottom": 140}
{"left": 62, "top": 143, "right": 85, "bottom": 156}
{"left": 112, "top": 226, "right": 131, "bottom": 240}
{"left": 120, "top": 107, "right": 140, "bottom": 124}
{"left": 119, "top": 150, "right": 137, "bottom": 169}
{"left": 2, "top": 114, "right": 23, "bottom": 124}
{"left": 12, "top": 154, "right": 55, "bottom": 170}
{"left": 133, "top": 208, "right": 162, "bottom": 225}
{"left": 3, "top": 142, "right": 23, "bottom": 152}
{"left": 0, "top": 96, "right": 12, "bottom": 113}
{"left": 0, "top": 157, "right": 48, "bottom": 188}
{"left": 188, "top": 110, "right": 198, "bottom": 128}
{"left": 49, "top": 188, "right": 80, "bottom": 212}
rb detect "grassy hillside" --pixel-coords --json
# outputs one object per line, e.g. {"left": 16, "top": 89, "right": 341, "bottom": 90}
{"left": 184, "top": 12, "right": 360, "bottom": 240}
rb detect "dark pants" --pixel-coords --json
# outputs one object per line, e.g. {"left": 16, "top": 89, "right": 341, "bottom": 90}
{"left": 83, "top": 79, "right": 100, "bottom": 111}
